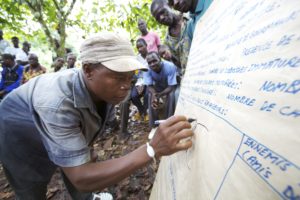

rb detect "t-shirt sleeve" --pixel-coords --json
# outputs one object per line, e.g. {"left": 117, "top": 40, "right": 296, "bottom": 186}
{"left": 155, "top": 33, "right": 161, "bottom": 46}
{"left": 34, "top": 98, "right": 90, "bottom": 167}
{"left": 143, "top": 71, "right": 153, "bottom": 86}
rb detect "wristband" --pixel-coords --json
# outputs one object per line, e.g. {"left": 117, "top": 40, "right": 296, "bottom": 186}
{"left": 146, "top": 142, "right": 156, "bottom": 164}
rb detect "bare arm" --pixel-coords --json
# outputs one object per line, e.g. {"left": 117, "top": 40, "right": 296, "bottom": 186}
{"left": 157, "top": 85, "right": 176, "bottom": 98}
{"left": 62, "top": 115, "right": 193, "bottom": 192}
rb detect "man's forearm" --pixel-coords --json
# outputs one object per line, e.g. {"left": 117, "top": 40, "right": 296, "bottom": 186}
{"left": 159, "top": 86, "right": 175, "bottom": 97}
{"left": 62, "top": 144, "right": 151, "bottom": 192}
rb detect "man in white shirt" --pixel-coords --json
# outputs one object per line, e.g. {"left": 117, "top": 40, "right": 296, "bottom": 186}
{"left": 0, "top": 30, "right": 10, "bottom": 57}
{"left": 4, "top": 36, "right": 23, "bottom": 57}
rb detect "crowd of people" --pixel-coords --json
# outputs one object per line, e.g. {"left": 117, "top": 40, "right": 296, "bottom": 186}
{"left": 0, "top": 0, "right": 213, "bottom": 199}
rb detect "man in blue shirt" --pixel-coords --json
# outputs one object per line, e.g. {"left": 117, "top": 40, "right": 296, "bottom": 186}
{"left": 0, "top": 53, "right": 24, "bottom": 99}
{"left": 170, "top": 0, "right": 213, "bottom": 41}
{"left": 0, "top": 32, "right": 194, "bottom": 199}
{"left": 144, "top": 51, "right": 177, "bottom": 127}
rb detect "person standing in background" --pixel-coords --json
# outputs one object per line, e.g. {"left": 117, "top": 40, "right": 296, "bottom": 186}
{"left": 138, "top": 19, "right": 161, "bottom": 52}
{"left": 51, "top": 57, "right": 65, "bottom": 72}
{"left": 22, "top": 54, "right": 47, "bottom": 84}
{"left": 0, "top": 54, "right": 24, "bottom": 99}
{"left": 169, "top": 0, "right": 213, "bottom": 41}
{"left": 151, "top": 0, "right": 191, "bottom": 75}
{"left": 0, "top": 30, "right": 10, "bottom": 82}
{"left": 0, "top": 30, "right": 10, "bottom": 58}
{"left": 15, "top": 41, "right": 31, "bottom": 66}
{"left": 144, "top": 51, "right": 177, "bottom": 128}
{"left": 131, "top": 38, "right": 149, "bottom": 121}
{"left": 66, "top": 53, "right": 77, "bottom": 69}
{"left": 4, "top": 36, "right": 23, "bottom": 57}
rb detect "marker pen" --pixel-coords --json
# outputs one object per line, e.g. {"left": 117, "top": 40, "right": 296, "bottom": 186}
{"left": 154, "top": 118, "right": 196, "bottom": 126}
{"left": 149, "top": 118, "right": 198, "bottom": 140}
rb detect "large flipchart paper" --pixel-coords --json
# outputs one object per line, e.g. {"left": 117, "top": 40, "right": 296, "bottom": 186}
{"left": 150, "top": 0, "right": 300, "bottom": 199}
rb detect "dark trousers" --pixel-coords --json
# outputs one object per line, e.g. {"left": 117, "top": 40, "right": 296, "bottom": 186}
{"left": 130, "top": 86, "right": 148, "bottom": 116}
{"left": 148, "top": 89, "right": 176, "bottom": 128}
{"left": 3, "top": 166, "right": 92, "bottom": 200}
{"left": 119, "top": 98, "right": 130, "bottom": 135}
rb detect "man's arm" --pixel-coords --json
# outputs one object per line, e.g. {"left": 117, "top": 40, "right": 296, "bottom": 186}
{"left": 156, "top": 85, "right": 176, "bottom": 98}
{"left": 62, "top": 115, "right": 193, "bottom": 192}
{"left": 148, "top": 85, "right": 160, "bottom": 109}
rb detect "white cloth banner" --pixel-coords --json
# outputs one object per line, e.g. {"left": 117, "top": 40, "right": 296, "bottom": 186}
{"left": 150, "top": 0, "right": 300, "bottom": 199}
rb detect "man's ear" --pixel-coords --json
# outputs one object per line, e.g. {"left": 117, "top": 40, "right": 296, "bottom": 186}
{"left": 83, "top": 64, "right": 94, "bottom": 80}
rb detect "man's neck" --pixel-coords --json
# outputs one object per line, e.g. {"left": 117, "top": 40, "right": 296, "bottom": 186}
{"left": 169, "top": 15, "right": 182, "bottom": 37}
{"left": 141, "top": 53, "right": 147, "bottom": 59}
{"left": 7, "top": 62, "right": 16, "bottom": 69}
{"left": 141, "top": 31, "right": 148, "bottom": 36}
{"left": 31, "top": 64, "right": 39, "bottom": 69}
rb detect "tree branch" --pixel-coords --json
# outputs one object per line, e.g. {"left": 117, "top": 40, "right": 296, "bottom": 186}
{"left": 23, "top": 0, "right": 56, "bottom": 52}
{"left": 64, "top": 0, "right": 76, "bottom": 20}
{"left": 52, "top": 0, "right": 64, "bottom": 18}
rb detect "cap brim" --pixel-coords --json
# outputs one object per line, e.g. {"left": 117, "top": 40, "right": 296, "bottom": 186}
{"left": 102, "top": 56, "right": 148, "bottom": 72}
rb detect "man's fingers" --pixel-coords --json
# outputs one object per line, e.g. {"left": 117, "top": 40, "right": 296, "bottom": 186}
{"left": 168, "top": 120, "right": 191, "bottom": 134}
{"left": 161, "top": 115, "right": 187, "bottom": 127}
{"left": 174, "top": 129, "right": 194, "bottom": 141}
{"left": 175, "top": 140, "right": 193, "bottom": 151}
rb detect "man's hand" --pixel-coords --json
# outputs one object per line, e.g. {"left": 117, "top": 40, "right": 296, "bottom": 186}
{"left": 151, "top": 93, "right": 159, "bottom": 109}
{"left": 150, "top": 115, "right": 193, "bottom": 158}
{"left": 136, "top": 85, "right": 144, "bottom": 95}
{"left": 0, "top": 90, "right": 6, "bottom": 98}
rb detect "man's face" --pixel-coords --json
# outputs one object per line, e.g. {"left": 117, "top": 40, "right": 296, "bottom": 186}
{"left": 23, "top": 44, "right": 31, "bottom": 53}
{"left": 28, "top": 55, "right": 38, "bottom": 66}
{"left": 12, "top": 38, "right": 19, "bottom": 48}
{"left": 153, "top": 4, "right": 175, "bottom": 26}
{"left": 67, "top": 56, "right": 76, "bottom": 68}
{"left": 138, "top": 20, "right": 147, "bottom": 33}
{"left": 2, "top": 57, "right": 13, "bottom": 68}
{"left": 147, "top": 53, "right": 161, "bottom": 73}
{"left": 172, "top": 0, "right": 193, "bottom": 13}
{"left": 159, "top": 48, "right": 172, "bottom": 61}
{"left": 57, "top": 59, "right": 65, "bottom": 67}
{"left": 84, "top": 65, "right": 134, "bottom": 105}
{"left": 136, "top": 41, "right": 147, "bottom": 56}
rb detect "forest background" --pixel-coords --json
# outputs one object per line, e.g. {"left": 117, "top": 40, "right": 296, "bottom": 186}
{"left": 0, "top": 0, "right": 166, "bottom": 68}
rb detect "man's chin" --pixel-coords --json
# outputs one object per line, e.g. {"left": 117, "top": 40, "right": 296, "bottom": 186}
{"left": 111, "top": 96, "right": 127, "bottom": 105}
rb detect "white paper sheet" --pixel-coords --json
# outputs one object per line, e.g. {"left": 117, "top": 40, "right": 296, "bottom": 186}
{"left": 150, "top": 0, "right": 300, "bottom": 199}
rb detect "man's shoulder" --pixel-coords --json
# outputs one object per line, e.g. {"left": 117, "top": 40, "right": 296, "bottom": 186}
{"left": 0, "top": 39, "right": 10, "bottom": 45}
{"left": 32, "top": 70, "right": 80, "bottom": 107}
{"left": 149, "top": 31, "right": 159, "bottom": 37}
{"left": 162, "top": 60, "right": 176, "bottom": 69}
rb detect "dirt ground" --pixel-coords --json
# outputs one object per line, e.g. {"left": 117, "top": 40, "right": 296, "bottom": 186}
{"left": 0, "top": 120, "right": 158, "bottom": 200}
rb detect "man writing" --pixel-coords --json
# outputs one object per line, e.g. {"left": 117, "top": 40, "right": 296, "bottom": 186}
{"left": 0, "top": 32, "right": 193, "bottom": 199}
